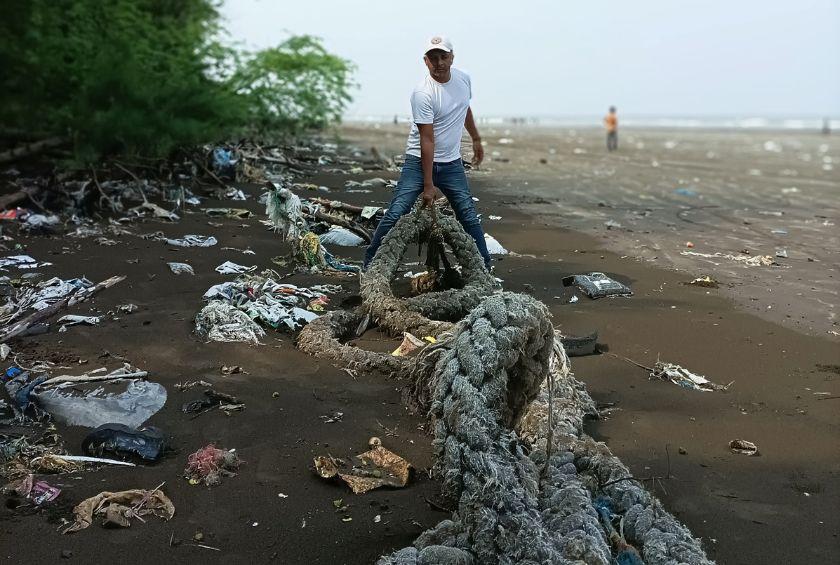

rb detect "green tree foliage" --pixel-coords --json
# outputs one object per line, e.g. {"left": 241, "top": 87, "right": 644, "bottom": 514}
{"left": 0, "top": 0, "right": 354, "bottom": 160}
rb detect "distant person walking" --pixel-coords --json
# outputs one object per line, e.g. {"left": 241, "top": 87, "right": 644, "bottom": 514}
{"left": 604, "top": 106, "right": 618, "bottom": 151}
{"left": 363, "top": 36, "right": 491, "bottom": 270}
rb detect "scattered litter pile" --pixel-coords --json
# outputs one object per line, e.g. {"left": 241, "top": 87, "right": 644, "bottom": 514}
{"left": 196, "top": 271, "right": 342, "bottom": 342}
{"left": 296, "top": 209, "right": 711, "bottom": 564}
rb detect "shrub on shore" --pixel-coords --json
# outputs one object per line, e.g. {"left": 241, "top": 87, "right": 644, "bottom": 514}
{"left": 0, "top": 0, "right": 354, "bottom": 161}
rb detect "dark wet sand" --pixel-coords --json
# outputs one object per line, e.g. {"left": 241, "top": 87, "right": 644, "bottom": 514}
{"left": 2, "top": 127, "right": 839, "bottom": 564}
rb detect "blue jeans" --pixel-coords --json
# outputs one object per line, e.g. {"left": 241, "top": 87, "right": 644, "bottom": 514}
{"left": 363, "top": 155, "right": 492, "bottom": 269}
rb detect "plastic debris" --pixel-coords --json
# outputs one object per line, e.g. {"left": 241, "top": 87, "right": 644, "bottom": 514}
{"left": 63, "top": 487, "right": 174, "bottom": 533}
{"left": 200, "top": 278, "right": 339, "bottom": 334}
{"left": 129, "top": 202, "right": 179, "bottom": 221}
{"left": 488, "top": 215, "right": 502, "bottom": 220}
{"left": 729, "top": 439, "right": 759, "bottom": 456}
{"left": 319, "top": 226, "right": 364, "bottom": 247}
{"left": 563, "top": 272, "right": 632, "bottom": 299}
{"left": 33, "top": 379, "right": 166, "bottom": 428}
{"left": 483, "top": 233, "right": 508, "bottom": 255}
{"left": 32, "top": 454, "right": 135, "bottom": 468}
{"left": 391, "top": 332, "right": 426, "bottom": 357}
{"left": 360, "top": 206, "right": 381, "bottom": 219}
{"left": 82, "top": 423, "right": 166, "bottom": 461}
{"left": 23, "top": 214, "right": 62, "bottom": 230}
{"left": 320, "top": 411, "right": 343, "bottom": 423}
{"left": 181, "top": 388, "right": 243, "bottom": 415}
{"left": 168, "top": 262, "right": 195, "bottom": 275}
{"left": 687, "top": 276, "right": 719, "bottom": 288}
{"left": 184, "top": 445, "right": 240, "bottom": 486}
{"left": 651, "top": 361, "right": 732, "bottom": 392}
{"left": 560, "top": 332, "right": 599, "bottom": 357}
{"left": 164, "top": 235, "right": 217, "bottom": 247}
{"left": 681, "top": 250, "right": 776, "bottom": 267}
{"left": 313, "top": 444, "right": 412, "bottom": 494}
{"left": 0, "top": 255, "right": 53, "bottom": 270}
{"left": 266, "top": 186, "right": 303, "bottom": 241}
{"left": 225, "top": 187, "right": 248, "bottom": 200}
{"left": 3, "top": 474, "right": 61, "bottom": 505}
{"left": 195, "top": 301, "right": 266, "bottom": 343}
{"left": 205, "top": 208, "right": 252, "bottom": 219}
{"left": 674, "top": 187, "right": 697, "bottom": 196}
{"left": 775, "top": 248, "right": 788, "bottom": 258}
{"left": 214, "top": 261, "right": 256, "bottom": 275}
{"left": 57, "top": 315, "right": 102, "bottom": 332}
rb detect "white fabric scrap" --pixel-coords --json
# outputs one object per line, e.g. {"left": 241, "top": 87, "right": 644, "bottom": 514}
{"left": 215, "top": 261, "right": 257, "bottom": 275}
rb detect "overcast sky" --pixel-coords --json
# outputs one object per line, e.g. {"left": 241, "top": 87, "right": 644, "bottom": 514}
{"left": 223, "top": 0, "right": 839, "bottom": 119}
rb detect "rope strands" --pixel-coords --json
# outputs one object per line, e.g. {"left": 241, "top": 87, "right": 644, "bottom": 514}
{"left": 295, "top": 204, "right": 713, "bottom": 564}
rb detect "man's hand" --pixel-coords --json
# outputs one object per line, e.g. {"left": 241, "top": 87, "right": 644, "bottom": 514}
{"left": 422, "top": 186, "right": 437, "bottom": 208}
{"left": 471, "top": 137, "right": 484, "bottom": 167}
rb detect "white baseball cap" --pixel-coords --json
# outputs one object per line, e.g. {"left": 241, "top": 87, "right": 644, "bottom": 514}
{"left": 424, "top": 35, "right": 453, "bottom": 55}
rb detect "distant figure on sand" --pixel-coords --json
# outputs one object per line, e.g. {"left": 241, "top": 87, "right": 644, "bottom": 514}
{"left": 604, "top": 106, "right": 618, "bottom": 151}
{"left": 363, "top": 36, "right": 490, "bottom": 271}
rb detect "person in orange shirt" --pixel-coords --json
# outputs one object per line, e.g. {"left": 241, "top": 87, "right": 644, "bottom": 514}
{"left": 604, "top": 106, "right": 618, "bottom": 151}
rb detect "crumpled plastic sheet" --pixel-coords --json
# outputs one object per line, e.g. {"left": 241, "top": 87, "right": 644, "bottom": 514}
{"left": 167, "top": 262, "right": 194, "bottom": 275}
{"left": 32, "top": 379, "right": 167, "bottom": 429}
{"left": 215, "top": 261, "right": 256, "bottom": 275}
{"left": 483, "top": 233, "right": 508, "bottom": 255}
{"left": 63, "top": 488, "right": 174, "bottom": 533}
{"left": 164, "top": 234, "right": 217, "bottom": 247}
{"left": 319, "top": 226, "right": 365, "bottom": 246}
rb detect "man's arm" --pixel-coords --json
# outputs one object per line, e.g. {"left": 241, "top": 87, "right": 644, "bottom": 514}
{"left": 464, "top": 107, "right": 484, "bottom": 167}
{"left": 418, "top": 123, "right": 437, "bottom": 207}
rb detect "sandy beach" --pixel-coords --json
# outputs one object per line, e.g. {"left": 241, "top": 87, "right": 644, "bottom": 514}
{"left": 1, "top": 124, "right": 838, "bottom": 564}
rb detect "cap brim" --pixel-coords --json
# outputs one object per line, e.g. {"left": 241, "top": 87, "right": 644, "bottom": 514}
{"left": 424, "top": 44, "right": 452, "bottom": 54}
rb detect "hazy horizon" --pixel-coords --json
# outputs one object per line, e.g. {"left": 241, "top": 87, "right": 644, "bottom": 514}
{"left": 224, "top": 0, "right": 840, "bottom": 120}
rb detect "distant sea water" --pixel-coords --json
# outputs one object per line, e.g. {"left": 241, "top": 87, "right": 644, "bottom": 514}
{"left": 346, "top": 115, "right": 840, "bottom": 131}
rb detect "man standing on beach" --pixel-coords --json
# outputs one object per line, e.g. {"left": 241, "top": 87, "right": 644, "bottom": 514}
{"left": 362, "top": 36, "right": 491, "bottom": 270}
{"left": 604, "top": 106, "right": 618, "bottom": 151}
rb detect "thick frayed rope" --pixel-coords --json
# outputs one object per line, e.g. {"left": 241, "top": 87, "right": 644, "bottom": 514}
{"left": 296, "top": 207, "right": 712, "bottom": 564}
{"left": 360, "top": 208, "right": 496, "bottom": 338}
{"left": 379, "top": 293, "right": 712, "bottom": 565}
{"left": 297, "top": 208, "right": 495, "bottom": 375}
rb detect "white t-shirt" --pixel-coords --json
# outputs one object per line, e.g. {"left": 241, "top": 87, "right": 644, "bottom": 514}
{"left": 405, "top": 68, "right": 471, "bottom": 163}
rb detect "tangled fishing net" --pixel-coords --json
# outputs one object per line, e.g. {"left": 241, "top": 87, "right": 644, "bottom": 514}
{"left": 297, "top": 208, "right": 712, "bottom": 564}
{"left": 184, "top": 444, "right": 241, "bottom": 487}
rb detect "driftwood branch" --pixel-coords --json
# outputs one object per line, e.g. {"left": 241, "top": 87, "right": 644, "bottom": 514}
{"left": 0, "top": 137, "right": 66, "bottom": 164}
{"left": 0, "top": 185, "right": 43, "bottom": 211}
{"left": 0, "top": 275, "right": 125, "bottom": 342}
